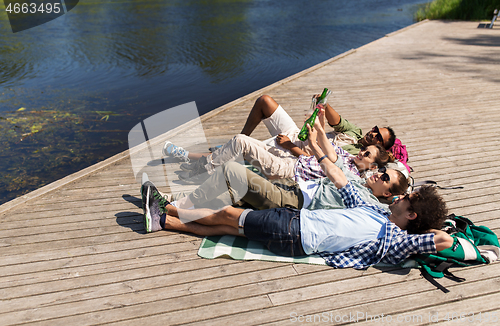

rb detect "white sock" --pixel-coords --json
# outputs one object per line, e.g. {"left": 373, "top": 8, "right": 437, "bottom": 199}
{"left": 170, "top": 200, "right": 194, "bottom": 210}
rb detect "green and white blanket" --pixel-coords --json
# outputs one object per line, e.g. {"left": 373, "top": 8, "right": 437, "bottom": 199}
{"left": 198, "top": 235, "right": 327, "bottom": 265}
{"left": 198, "top": 235, "right": 419, "bottom": 268}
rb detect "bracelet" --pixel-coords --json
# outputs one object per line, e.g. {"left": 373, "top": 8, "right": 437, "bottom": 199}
{"left": 318, "top": 155, "right": 328, "bottom": 163}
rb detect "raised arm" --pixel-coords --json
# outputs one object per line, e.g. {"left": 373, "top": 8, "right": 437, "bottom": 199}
{"left": 315, "top": 107, "right": 338, "bottom": 161}
{"left": 307, "top": 111, "right": 347, "bottom": 189}
{"left": 312, "top": 93, "right": 341, "bottom": 126}
{"left": 324, "top": 103, "right": 341, "bottom": 126}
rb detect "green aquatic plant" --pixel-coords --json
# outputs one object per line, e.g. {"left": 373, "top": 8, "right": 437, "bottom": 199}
{"left": 95, "top": 110, "right": 120, "bottom": 121}
{"left": 0, "top": 107, "right": 130, "bottom": 204}
{"left": 0, "top": 109, "right": 84, "bottom": 142}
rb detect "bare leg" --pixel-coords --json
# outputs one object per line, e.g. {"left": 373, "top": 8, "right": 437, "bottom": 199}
{"left": 176, "top": 95, "right": 279, "bottom": 160}
{"left": 163, "top": 214, "right": 240, "bottom": 236}
{"left": 188, "top": 152, "right": 210, "bottom": 160}
{"left": 240, "top": 95, "right": 279, "bottom": 136}
{"left": 165, "top": 205, "right": 243, "bottom": 228}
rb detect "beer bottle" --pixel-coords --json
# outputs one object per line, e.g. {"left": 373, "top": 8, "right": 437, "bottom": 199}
{"left": 297, "top": 88, "right": 331, "bottom": 141}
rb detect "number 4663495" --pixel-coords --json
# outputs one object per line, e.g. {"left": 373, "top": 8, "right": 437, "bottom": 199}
{"left": 5, "top": 2, "right": 62, "bottom": 14}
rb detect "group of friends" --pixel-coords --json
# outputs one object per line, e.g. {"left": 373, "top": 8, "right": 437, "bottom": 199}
{"left": 140, "top": 94, "right": 453, "bottom": 269}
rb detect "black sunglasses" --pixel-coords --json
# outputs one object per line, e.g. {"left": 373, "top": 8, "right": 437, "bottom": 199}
{"left": 371, "top": 126, "right": 384, "bottom": 145}
{"left": 378, "top": 167, "right": 390, "bottom": 182}
{"left": 402, "top": 193, "right": 414, "bottom": 212}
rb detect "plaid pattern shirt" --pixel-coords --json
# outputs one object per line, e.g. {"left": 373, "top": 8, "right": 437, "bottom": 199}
{"left": 320, "top": 182, "right": 436, "bottom": 269}
{"left": 294, "top": 145, "right": 359, "bottom": 182}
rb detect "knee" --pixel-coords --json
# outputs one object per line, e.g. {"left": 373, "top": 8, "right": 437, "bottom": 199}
{"left": 256, "top": 95, "right": 278, "bottom": 115}
{"left": 223, "top": 161, "right": 247, "bottom": 180}
{"left": 232, "top": 134, "right": 251, "bottom": 150}
{"left": 257, "top": 95, "right": 273, "bottom": 105}
{"left": 221, "top": 206, "right": 241, "bottom": 222}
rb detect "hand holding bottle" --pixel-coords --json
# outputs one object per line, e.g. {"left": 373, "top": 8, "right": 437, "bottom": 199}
{"left": 306, "top": 123, "right": 318, "bottom": 145}
{"left": 314, "top": 106, "right": 326, "bottom": 134}
{"left": 297, "top": 88, "right": 331, "bottom": 141}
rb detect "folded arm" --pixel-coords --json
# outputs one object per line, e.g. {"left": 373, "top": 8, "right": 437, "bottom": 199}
{"left": 275, "top": 134, "right": 309, "bottom": 157}
{"left": 429, "top": 229, "right": 454, "bottom": 251}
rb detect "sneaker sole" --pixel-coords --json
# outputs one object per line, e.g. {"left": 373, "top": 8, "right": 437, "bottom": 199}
{"left": 144, "top": 186, "right": 152, "bottom": 233}
{"left": 178, "top": 172, "right": 210, "bottom": 185}
{"left": 141, "top": 172, "right": 151, "bottom": 214}
{"left": 162, "top": 141, "right": 177, "bottom": 157}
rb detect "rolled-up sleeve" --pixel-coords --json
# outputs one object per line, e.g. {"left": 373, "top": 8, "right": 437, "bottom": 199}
{"left": 331, "top": 117, "right": 363, "bottom": 140}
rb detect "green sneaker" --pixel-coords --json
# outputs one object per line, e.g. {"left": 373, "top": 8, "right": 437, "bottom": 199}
{"left": 144, "top": 186, "right": 171, "bottom": 233}
{"left": 141, "top": 175, "right": 171, "bottom": 214}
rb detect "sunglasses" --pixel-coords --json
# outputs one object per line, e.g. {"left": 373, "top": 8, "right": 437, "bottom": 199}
{"left": 378, "top": 167, "right": 390, "bottom": 182}
{"left": 371, "top": 126, "right": 384, "bottom": 145}
{"left": 402, "top": 193, "right": 414, "bottom": 212}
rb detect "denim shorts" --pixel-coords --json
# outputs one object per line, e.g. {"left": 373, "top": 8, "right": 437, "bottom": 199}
{"left": 243, "top": 207, "right": 306, "bottom": 257}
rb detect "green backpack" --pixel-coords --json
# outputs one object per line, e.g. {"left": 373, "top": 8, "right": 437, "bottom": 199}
{"left": 414, "top": 214, "right": 500, "bottom": 293}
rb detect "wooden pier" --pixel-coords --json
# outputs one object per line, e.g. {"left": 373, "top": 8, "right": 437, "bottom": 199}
{"left": 1, "top": 20, "right": 499, "bottom": 325}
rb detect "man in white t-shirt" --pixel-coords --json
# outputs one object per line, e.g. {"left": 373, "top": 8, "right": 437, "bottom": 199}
{"left": 163, "top": 94, "right": 396, "bottom": 183}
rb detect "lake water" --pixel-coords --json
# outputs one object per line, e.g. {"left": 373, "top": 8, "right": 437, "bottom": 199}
{"left": 0, "top": 0, "right": 427, "bottom": 205}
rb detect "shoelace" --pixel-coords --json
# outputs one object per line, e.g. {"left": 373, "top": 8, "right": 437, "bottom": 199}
{"left": 172, "top": 147, "right": 190, "bottom": 162}
{"left": 152, "top": 190, "right": 170, "bottom": 215}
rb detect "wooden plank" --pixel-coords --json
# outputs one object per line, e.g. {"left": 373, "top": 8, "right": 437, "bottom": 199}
{"left": 0, "top": 263, "right": 290, "bottom": 316}
{"left": 176, "top": 264, "right": 500, "bottom": 326}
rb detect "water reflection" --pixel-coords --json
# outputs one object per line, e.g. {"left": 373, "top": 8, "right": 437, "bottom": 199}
{"left": 0, "top": 0, "right": 426, "bottom": 204}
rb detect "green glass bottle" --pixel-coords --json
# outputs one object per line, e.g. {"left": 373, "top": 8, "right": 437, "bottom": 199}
{"left": 297, "top": 88, "right": 331, "bottom": 141}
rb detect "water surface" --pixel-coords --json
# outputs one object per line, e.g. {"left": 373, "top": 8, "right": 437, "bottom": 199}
{"left": 0, "top": 0, "right": 426, "bottom": 204}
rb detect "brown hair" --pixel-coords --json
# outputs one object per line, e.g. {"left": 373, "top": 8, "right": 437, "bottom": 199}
{"left": 372, "top": 144, "right": 392, "bottom": 169}
{"left": 406, "top": 186, "right": 449, "bottom": 234}
{"left": 388, "top": 169, "right": 409, "bottom": 196}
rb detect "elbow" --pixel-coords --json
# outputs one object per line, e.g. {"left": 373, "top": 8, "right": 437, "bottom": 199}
{"left": 435, "top": 234, "right": 454, "bottom": 252}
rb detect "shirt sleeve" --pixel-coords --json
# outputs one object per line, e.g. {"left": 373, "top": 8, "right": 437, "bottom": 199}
{"left": 334, "top": 145, "right": 352, "bottom": 165}
{"left": 338, "top": 182, "right": 367, "bottom": 208}
{"left": 382, "top": 232, "right": 436, "bottom": 265}
{"left": 330, "top": 117, "right": 363, "bottom": 140}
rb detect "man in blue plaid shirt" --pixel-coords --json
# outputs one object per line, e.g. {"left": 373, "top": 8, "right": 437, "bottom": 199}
{"left": 144, "top": 110, "right": 453, "bottom": 268}
{"left": 149, "top": 177, "right": 452, "bottom": 269}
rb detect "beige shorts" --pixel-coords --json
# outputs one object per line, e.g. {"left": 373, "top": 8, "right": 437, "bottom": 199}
{"left": 262, "top": 105, "right": 300, "bottom": 141}
{"left": 261, "top": 105, "right": 302, "bottom": 156}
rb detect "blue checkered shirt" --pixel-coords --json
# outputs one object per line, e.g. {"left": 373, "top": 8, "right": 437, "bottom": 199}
{"left": 320, "top": 182, "right": 436, "bottom": 269}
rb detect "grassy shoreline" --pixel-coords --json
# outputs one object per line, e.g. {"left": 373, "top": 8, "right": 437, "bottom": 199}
{"left": 416, "top": 0, "right": 500, "bottom": 21}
